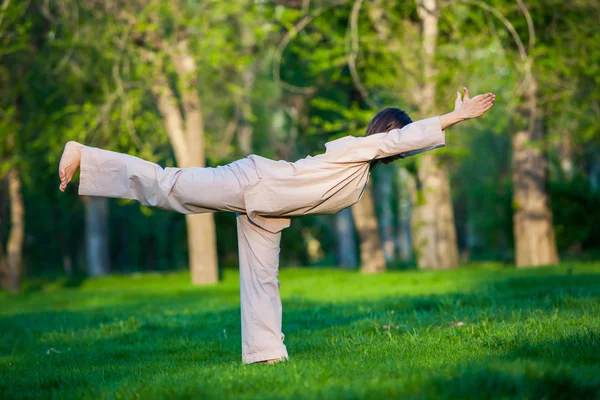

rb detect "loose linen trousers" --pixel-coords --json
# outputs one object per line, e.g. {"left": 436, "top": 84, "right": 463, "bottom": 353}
{"left": 78, "top": 146, "right": 288, "bottom": 363}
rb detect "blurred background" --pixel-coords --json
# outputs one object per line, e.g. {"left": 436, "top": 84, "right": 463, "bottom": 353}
{"left": 0, "top": 0, "right": 598, "bottom": 291}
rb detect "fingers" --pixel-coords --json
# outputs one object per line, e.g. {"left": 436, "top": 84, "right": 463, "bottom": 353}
{"left": 480, "top": 100, "right": 495, "bottom": 115}
{"left": 482, "top": 96, "right": 494, "bottom": 106}
{"left": 474, "top": 93, "right": 495, "bottom": 102}
{"left": 454, "top": 91, "right": 463, "bottom": 111}
{"left": 463, "top": 87, "right": 470, "bottom": 100}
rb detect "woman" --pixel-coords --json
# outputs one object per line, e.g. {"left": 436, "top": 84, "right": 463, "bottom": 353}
{"left": 59, "top": 87, "right": 495, "bottom": 364}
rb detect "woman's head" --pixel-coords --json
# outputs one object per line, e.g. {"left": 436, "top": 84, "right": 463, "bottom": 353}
{"left": 365, "top": 107, "right": 412, "bottom": 169}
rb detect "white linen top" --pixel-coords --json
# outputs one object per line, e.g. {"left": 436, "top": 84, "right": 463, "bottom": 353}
{"left": 241, "top": 116, "right": 446, "bottom": 233}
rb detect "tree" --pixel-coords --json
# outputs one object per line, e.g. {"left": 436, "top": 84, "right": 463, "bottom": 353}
{"left": 352, "top": 181, "right": 386, "bottom": 273}
{"left": 0, "top": 1, "right": 34, "bottom": 291}
{"left": 77, "top": 0, "right": 229, "bottom": 283}
{"left": 334, "top": 208, "right": 358, "bottom": 268}
{"left": 373, "top": 164, "right": 397, "bottom": 262}
{"left": 411, "top": 0, "right": 460, "bottom": 269}
{"left": 456, "top": 0, "right": 558, "bottom": 266}
{"left": 149, "top": 41, "right": 219, "bottom": 284}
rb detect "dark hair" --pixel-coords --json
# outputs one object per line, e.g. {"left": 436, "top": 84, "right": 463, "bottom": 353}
{"left": 365, "top": 108, "right": 412, "bottom": 171}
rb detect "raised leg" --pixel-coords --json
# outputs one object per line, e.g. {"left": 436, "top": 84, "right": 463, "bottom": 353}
{"left": 75, "top": 146, "right": 246, "bottom": 214}
{"left": 236, "top": 213, "right": 289, "bottom": 364}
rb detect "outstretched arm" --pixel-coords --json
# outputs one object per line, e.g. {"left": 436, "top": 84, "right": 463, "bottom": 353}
{"left": 349, "top": 87, "right": 496, "bottom": 162}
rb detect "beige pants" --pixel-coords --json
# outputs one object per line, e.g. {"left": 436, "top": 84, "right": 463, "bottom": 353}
{"left": 79, "top": 146, "right": 288, "bottom": 363}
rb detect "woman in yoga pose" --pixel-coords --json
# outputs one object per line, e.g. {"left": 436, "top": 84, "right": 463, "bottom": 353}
{"left": 59, "top": 87, "right": 495, "bottom": 364}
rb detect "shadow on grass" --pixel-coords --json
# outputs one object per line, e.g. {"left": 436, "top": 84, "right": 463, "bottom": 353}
{"left": 18, "top": 272, "right": 88, "bottom": 294}
{"left": 1, "top": 271, "right": 599, "bottom": 398}
{"left": 421, "top": 331, "right": 600, "bottom": 399}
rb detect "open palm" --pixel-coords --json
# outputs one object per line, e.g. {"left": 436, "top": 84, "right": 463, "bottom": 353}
{"left": 454, "top": 87, "right": 495, "bottom": 119}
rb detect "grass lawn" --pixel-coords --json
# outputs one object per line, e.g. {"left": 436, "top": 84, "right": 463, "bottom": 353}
{"left": 1, "top": 263, "right": 599, "bottom": 399}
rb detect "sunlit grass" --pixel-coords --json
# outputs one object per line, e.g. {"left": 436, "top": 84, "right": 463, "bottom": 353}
{"left": 1, "top": 263, "right": 599, "bottom": 399}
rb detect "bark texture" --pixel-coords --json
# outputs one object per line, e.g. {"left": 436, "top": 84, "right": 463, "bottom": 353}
{"left": 374, "top": 165, "right": 396, "bottom": 262}
{"left": 412, "top": 0, "right": 459, "bottom": 270}
{"left": 237, "top": 21, "right": 256, "bottom": 155}
{"left": 557, "top": 134, "right": 574, "bottom": 180}
{"left": 590, "top": 152, "right": 600, "bottom": 193}
{"left": 6, "top": 167, "right": 24, "bottom": 292}
{"left": 396, "top": 167, "right": 416, "bottom": 262}
{"left": 83, "top": 196, "right": 109, "bottom": 277}
{"left": 512, "top": 75, "right": 559, "bottom": 267}
{"left": 334, "top": 208, "right": 358, "bottom": 268}
{"left": 352, "top": 180, "right": 386, "bottom": 273}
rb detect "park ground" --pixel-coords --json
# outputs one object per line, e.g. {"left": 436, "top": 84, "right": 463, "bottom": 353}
{"left": 1, "top": 263, "right": 599, "bottom": 399}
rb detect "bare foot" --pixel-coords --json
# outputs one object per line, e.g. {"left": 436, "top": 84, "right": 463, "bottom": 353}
{"left": 58, "top": 141, "right": 84, "bottom": 192}
{"left": 256, "top": 358, "right": 286, "bottom": 365}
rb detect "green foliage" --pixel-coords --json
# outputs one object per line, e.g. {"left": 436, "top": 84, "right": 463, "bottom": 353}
{"left": 1, "top": 263, "right": 599, "bottom": 398}
{"left": 550, "top": 177, "right": 600, "bottom": 252}
{"left": 1, "top": 0, "right": 599, "bottom": 278}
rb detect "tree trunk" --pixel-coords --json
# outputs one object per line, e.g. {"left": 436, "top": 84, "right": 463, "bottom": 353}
{"left": 175, "top": 42, "right": 219, "bottom": 284}
{"left": 412, "top": 0, "right": 459, "bottom": 270}
{"left": 557, "top": 134, "right": 574, "bottom": 180}
{"left": 352, "top": 180, "right": 386, "bottom": 273}
{"left": 334, "top": 208, "right": 358, "bottom": 268}
{"left": 0, "top": 243, "right": 5, "bottom": 290}
{"left": 186, "top": 214, "right": 218, "bottom": 283}
{"left": 237, "top": 68, "right": 255, "bottom": 155}
{"left": 6, "top": 167, "right": 24, "bottom": 292}
{"left": 237, "top": 22, "right": 256, "bottom": 155}
{"left": 0, "top": 176, "right": 7, "bottom": 288}
{"left": 512, "top": 74, "right": 559, "bottom": 267}
{"left": 374, "top": 164, "right": 396, "bottom": 262}
{"left": 83, "top": 196, "right": 109, "bottom": 277}
{"left": 145, "top": 42, "right": 221, "bottom": 284}
{"left": 589, "top": 151, "right": 599, "bottom": 193}
{"left": 396, "top": 167, "right": 416, "bottom": 262}
{"left": 413, "top": 156, "right": 460, "bottom": 269}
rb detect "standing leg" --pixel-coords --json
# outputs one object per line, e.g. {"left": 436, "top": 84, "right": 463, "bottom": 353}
{"left": 236, "top": 213, "right": 289, "bottom": 364}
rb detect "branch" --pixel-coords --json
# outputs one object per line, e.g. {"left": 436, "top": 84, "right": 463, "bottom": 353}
{"left": 52, "top": 0, "right": 80, "bottom": 73}
{"left": 112, "top": 26, "right": 143, "bottom": 149}
{"left": 215, "top": 118, "right": 239, "bottom": 159}
{"left": 272, "top": 1, "right": 348, "bottom": 94}
{"left": 301, "top": 0, "right": 310, "bottom": 14}
{"left": 347, "top": 0, "right": 378, "bottom": 109}
{"left": 442, "top": 0, "right": 528, "bottom": 61}
{"left": 143, "top": 50, "right": 191, "bottom": 168}
{"left": 272, "top": 13, "right": 317, "bottom": 95}
{"left": 516, "top": 0, "right": 535, "bottom": 53}
{"left": 441, "top": 0, "right": 536, "bottom": 134}
{"left": 0, "top": 0, "right": 11, "bottom": 31}
{"left": 112, "top": 63, "right": 142, "bottom": 149}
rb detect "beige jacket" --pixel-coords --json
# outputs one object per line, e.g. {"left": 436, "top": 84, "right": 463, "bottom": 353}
{"left": 244, "top": 116, "right": 445, "bottom": 233}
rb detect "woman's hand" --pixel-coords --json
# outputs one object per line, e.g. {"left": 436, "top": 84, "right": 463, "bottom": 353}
{"left": 440, "top": 87, "right": 495, "bottom": 130}
{"left": 454, "top": 87, "right": 495, "bottom": 119}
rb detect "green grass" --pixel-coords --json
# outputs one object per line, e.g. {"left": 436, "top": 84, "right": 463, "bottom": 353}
{"left": 1, "top": 263, "right": 599, "bottom": 399}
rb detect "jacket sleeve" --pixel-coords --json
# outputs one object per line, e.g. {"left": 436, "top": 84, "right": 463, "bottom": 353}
{"left": 349, "top": 116, "right": 446, "bottom": 162}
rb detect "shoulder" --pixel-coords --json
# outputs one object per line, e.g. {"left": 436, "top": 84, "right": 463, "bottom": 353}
{"left": 324, "top": 135, "right": 358, "bottom": 152}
